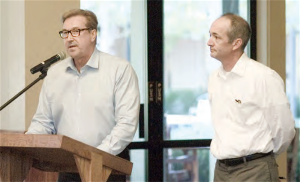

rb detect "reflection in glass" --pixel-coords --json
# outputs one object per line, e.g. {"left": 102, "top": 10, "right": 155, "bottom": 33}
{"left": 164, "top": 148, "right": 216, "bottom": 182}
{"left": 163, "top": 0, "right": 249, "bottom": 140}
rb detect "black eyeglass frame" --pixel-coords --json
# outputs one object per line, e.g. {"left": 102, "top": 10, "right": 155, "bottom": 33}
{"left": 59, "top": 28, "right": 92, "bottom": 39}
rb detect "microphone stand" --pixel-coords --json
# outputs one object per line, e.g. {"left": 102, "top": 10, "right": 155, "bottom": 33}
{"left": 0, "top": 68, "right": 48, "bottom": 111}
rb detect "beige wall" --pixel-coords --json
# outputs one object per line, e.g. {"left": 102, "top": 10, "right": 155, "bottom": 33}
{"left": 25, "top": 0, "right": 80, "bottom": 129}
{"left": 257, "top": 0, "right": 287, "bottom": 180}
{"left": 257, "top": 0, "right": 286, "bottom": 80}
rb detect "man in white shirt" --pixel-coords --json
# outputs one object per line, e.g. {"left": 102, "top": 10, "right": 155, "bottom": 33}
{"left": 207, "top": 13, "right": 295, "bottom": 182}
{"left": 26, "top": 9, "right": 140, "bottom": 181}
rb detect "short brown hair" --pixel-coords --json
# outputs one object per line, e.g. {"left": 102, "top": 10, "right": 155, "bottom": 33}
{"left": 221, "top": 13, "right": 251, "bottom": 50}
{"left": 62, "top": 9, "right": 98, "bottom": 30}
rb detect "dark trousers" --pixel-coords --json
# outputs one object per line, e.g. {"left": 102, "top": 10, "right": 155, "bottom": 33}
{"left": 58, "top": 148, "right": 129, "bottom": 182}
{"left": 214, "top": 153, "right": 279, "bottom": 182}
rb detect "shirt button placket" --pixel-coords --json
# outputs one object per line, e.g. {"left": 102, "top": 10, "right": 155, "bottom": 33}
{"left": 76, "top": 74, "right": 82, "bottom": 131}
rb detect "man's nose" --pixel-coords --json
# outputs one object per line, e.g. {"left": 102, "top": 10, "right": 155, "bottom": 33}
{"left": 207, "top": 37, "right": 213, "bottom": 46}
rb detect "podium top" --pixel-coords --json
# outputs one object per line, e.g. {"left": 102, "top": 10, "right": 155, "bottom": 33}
{"left": 0, "top": 133, "right": 132, "bottom": 175}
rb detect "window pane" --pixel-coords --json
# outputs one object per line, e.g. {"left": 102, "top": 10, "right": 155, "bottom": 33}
{"left": 164, "top": 148, "right": 216, "bottom": 182}
{"left": 129, "top": 149, "right": 148, "bottom": 181}
{"left": 285, "top": 1, "right": 300, "bottom": 181}
{"left": 286, "top": 0, "right": 300, "bottom": 127}
{"left": 163, "top": 0, "right": 249, "bottom": 140}
{"left": 81, "top": 0, "right": 147, "bottom": 142}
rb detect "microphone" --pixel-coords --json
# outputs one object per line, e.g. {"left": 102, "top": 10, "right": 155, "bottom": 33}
{"left": 30, "top": 51, "right": 66, "bottom": 74}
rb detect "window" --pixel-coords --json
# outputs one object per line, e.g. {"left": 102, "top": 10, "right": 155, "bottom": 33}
{"left": 163, "top": 1, "right": 250, "bottom": 180}
{"left": 286, "top": 1, "right": 300, "bottom": 181}
{"left": 163, "top": 0, "right": 249, "bottom": 141}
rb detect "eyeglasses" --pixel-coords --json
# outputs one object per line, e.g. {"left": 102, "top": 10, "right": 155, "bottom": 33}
{"left": 59, "top": 28, "right": 91, "bottom": 39}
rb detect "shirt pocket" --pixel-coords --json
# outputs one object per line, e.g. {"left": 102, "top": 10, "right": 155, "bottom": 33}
{"left": 235, "top": 93, "right": 263, "bottom": 125}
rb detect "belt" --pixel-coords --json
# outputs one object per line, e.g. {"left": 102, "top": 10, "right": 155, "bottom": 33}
{"left": 219, "top": 151, "right": 273, "bottom": 166}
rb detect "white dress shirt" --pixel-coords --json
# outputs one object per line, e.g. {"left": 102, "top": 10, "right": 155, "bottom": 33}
{"left": 26, "top": 49, "right": 140, "bottom": 155}
{"left": 208, "top": 53, "right": 295, "bottom": 159}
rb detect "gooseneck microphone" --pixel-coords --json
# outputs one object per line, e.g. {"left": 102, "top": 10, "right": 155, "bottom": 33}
{"left": 30, "top": 51, "right": 66, "bottom": 74}
{"left": 0, "top": 51, "right": 66, "bottom": 111}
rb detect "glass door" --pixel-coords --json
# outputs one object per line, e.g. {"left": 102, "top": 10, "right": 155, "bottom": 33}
{"left": 163, "top": 1, "right": 252, "bottom": 181}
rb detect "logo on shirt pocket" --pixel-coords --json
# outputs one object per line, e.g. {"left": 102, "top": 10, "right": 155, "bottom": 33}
{"left": 235, "top": 99, "right": 242, "bottom": 104}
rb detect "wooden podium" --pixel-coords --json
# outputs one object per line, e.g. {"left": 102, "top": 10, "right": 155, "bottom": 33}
{"left": 0, "top": 133, "right": 133, "bottom": 182}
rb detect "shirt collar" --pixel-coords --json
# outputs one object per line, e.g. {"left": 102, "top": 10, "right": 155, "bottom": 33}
{"left": 218, "top": 52, "right": 248, "bottom": 78}
{"left": 85, "top": 48, "right": 100, "bottom": 69}
{"left": 230, "top": 53, "right": 248, "bottom": 76}
{"left": 66, "top": 49, "right": 100, "bottom": 71}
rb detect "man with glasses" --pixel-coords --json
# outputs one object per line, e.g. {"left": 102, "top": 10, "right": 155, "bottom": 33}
{"left": 26, "top": 9, "right": 140, "bottom": 181}
{"left": 207, "top": 13, "right": 295, "bottom": 182}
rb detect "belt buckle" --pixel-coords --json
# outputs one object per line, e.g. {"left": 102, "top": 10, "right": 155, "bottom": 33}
{"left": 242, "top": 156, "right": 247, "bottom": 163}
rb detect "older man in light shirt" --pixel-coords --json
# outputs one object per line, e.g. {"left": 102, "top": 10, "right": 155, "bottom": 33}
{"left": 26, "top": 9, "right": 140, "bottom": 182}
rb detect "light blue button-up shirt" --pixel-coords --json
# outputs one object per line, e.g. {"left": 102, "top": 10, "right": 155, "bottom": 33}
{"left": 26, "top": 49, "right": 140, "bottom": 155}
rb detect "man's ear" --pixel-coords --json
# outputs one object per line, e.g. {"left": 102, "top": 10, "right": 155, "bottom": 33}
{"left": 232, "top": 38, "right": 243, "bottom": 51}
{"left": 91, "top": 29, "right": 97, "bottom": 42}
